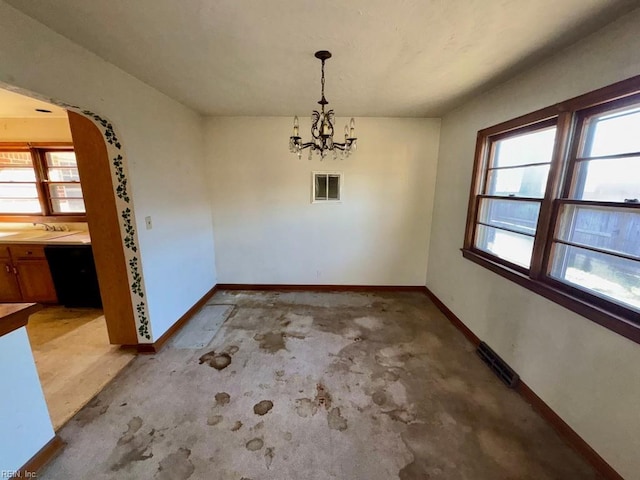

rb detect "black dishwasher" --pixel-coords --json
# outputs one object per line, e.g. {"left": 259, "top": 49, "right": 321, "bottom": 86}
{"left": 44, "top": 245, "right": 102, "bottom": 308}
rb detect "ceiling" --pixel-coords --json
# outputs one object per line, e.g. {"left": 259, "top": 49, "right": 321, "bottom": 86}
{"left": 0, "top": 88, "right": 67, "bottom": 118}
{"left": 4, "top": 0, "right": 638, "bottom": 117}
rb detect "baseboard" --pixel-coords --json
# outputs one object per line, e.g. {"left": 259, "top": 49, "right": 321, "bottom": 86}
{"left": 422, "top": 287, "right": 480, "bottom": 346}
{"left": 516, "top": 382, "right": 623, "bottom": 480}
{"left": 423, "top": 286, "right": 623, "bottom": 480}
{"left": 12, "top": 435, "right": 64, "bottom": 479}
{"left": 216, "top": 283, "right": 426, "bottom": 292}
{"left": 136, "top": 285, "right": 218, "bottom": 354}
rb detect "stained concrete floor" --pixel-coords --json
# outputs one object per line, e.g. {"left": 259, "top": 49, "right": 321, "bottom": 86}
{"left": 40, "top": 291, "right": 597, "bottom": 479}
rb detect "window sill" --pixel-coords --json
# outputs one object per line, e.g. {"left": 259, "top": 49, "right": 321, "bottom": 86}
{"left": 0, "top": 215, "right": 87, "bottom": 223}
{"left": 461, "top": 248, "right": 640, "bottom": 345}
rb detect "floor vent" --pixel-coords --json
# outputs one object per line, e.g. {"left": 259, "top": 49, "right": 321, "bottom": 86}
{"left": 476, "top": 342, "right": 520, "bottom": 388}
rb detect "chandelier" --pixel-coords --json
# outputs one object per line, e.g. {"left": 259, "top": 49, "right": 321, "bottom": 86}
{"left": 289, "top": 50, "right": 357, "bottom": 160}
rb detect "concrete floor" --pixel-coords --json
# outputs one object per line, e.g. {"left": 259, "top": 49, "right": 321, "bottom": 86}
{"left": 27, "top": 307, "right": 135, "bottom": 430}
{"left": 40, "top": 291, "right": 597, "bottom": 479}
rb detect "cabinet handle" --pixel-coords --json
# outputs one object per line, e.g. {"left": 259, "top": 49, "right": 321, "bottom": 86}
{"left": 12, "top": 267, "right": 18, "bottom": 275}
{"left": 4, "top": 264, "right": 9, "bottom": 273}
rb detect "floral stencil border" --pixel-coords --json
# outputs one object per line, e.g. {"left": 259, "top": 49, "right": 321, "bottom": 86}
{"left": 74, "top": 108, "right": 151, "bottom": 341}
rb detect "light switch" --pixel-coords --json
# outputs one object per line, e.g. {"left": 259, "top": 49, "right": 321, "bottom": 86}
{"left": 145, "top": 216, "right": 153, "bottom": 230}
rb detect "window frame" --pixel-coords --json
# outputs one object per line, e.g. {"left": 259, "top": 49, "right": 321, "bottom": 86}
{"left": 0, "top": 142, "right": 86, "bottom": 222}
{"left": 473, "top": 116, "right": 559, "bottom": 274}
{"left": 311, "top": 171, "right": 343, "bottom": 204}
{"left": 462, "top": 75, "right": 640, "bottom": 344}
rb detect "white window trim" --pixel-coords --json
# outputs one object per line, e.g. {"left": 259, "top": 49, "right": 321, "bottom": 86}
{"left": 311, "top": 171, "right": 343, "bottom": 204}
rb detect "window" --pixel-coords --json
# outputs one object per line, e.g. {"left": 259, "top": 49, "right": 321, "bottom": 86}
{"left": 0, "top": 144, "right": 85, "bottom": 217}
{"left": 463, "top": 76, "right": 640, "bottom": 342}
{"left": 312, "top": 172, "right": 342, "bottom": 202}
{"left": 474, "top": 122, "right": 556, "bottom": 269}
{"left": 0, "top": 150, "right": 41, "bottom": 214}
{"left": 44, "top": 151, "right": 85, "bottom": 213}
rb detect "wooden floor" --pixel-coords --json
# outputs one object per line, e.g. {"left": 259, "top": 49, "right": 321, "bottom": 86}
{"left": 26, "top": 307, "right": 135, "bottom": 430}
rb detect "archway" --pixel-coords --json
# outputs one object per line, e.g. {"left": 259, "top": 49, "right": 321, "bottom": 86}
{"left": 67, "top": 111, "right": 149, "bottom": 344}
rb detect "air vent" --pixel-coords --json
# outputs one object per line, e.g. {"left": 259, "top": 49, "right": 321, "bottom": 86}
{"left": 476, "top": 341, "right": 520, "bottom": 388}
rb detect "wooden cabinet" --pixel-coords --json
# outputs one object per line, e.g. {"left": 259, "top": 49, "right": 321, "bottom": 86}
{"left": 10, "top": 245, "right": 47, "bottom": 260}
{"left": 0, "top": 244, "right": 58, "bottom": 304}
{"left": 14, "top": 259, "right": 58, "bottom": 303}
{"left": 0, "top": 248, "right": 22, "bottom": 302}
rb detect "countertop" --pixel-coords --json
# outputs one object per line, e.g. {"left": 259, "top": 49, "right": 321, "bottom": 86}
{"left": 0, "top": 231, "right": 91, "bottom": 245}
{"left": 0, "top": 303, "right": 42, "bottom": 337}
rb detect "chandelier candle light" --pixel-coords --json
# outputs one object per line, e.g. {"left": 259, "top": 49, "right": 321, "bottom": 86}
{"left": 289, "top": 50, "right": 357, "bottom": 160}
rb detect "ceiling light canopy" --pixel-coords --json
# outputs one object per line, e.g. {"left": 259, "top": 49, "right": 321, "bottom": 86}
{"left": 289, "top": 51, "right": 357, "bottom": 160}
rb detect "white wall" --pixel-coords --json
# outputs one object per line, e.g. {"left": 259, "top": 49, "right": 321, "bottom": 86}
{"left": 0, "top": 1, "right": 217, "bottom": 339}
{"left": 427, "top": 8, "right": 640, "bottom": 479}
{"left": 0, "top": 328, "right": 55, "bottom": 473}
{"left": 206, "top": 117, "right": 440, "bottom": 285}
{"left": 0, "top": 117, "right": 71, "bottom": 142}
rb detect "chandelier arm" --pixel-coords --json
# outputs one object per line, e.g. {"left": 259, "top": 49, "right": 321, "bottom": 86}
{"left": 298, "top": 142, "right": 318, "bottom": 150}
{"left": 293, "top": 140, "right": 356, "bottom": 151}
{"left": 310, "top": 110, "right": 321, "bottom": 140}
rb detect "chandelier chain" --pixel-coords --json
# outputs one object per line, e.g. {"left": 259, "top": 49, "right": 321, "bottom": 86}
{"left": 320, "top": 59, "right": 326, "bottom": 104}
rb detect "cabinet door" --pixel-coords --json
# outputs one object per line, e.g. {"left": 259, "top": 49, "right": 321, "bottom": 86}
{"left": 0, "top": 260, "right": 22, "bottom": 302}
{"left": 15, "top": 260, "right": 58, "bottom": 303}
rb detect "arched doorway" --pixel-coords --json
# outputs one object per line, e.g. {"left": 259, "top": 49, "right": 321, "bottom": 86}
{"left": 67, "top": 111, "right": 149, "bottom": 344}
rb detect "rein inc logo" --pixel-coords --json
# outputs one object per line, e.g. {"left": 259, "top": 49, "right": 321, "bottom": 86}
{"left": 1, "top": 471, "right": 37, "bottom": 478}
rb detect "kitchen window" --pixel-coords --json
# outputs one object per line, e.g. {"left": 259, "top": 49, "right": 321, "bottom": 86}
{"left": 463, "top": 75, "right": 640, "bottom": 343}
{"left": 0, "top": 144, "right": 85, "bottom": 218}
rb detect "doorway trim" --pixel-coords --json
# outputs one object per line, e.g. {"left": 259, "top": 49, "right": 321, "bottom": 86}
{"left": 66, "top": 110, "right": 151, "bottom": 343}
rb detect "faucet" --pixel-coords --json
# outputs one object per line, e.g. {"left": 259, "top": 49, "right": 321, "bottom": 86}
{"left": 33, "top": 222, "right": 54, "bottom": 232}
